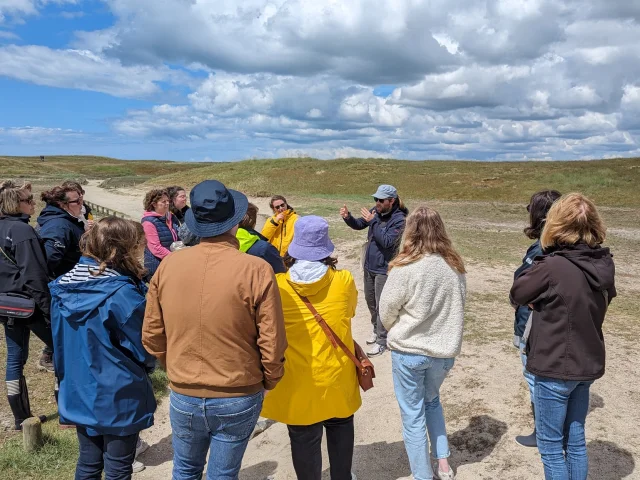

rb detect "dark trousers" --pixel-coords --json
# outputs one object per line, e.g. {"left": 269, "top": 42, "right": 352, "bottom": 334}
{"left": 287, "top": 416, "right": 354, "bottom": 480}
{"left": 3, "top": 317, "right": 53, "bottom": 382}
{"left": 75, "top": 427, "right": 138, "bottom": 480}
{"left": 363, "top": 270, "right": 388, "bottom": 346}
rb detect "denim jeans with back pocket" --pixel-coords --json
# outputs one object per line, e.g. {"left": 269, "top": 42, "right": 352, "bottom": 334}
{"left": 534, "top": 376, "right": 593, "bottom": 480}
{"left": 391, "top": 351, "right": 455, "bottom": 480}
{"left": 169, "top": 390, "right": 264, "bottom": 480}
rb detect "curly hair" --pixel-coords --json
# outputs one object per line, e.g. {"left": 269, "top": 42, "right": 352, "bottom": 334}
{"left": 0, "top": 180, "right": 33, "bottom": 216}
{"left": 80, "top": 216, "right": 147, "bottom": 280}
{"left": 61, "top": 180, "right": 85, "bottom": 196}
{"left": 143, "top": 188, "right": 169, "bottom": 212}
{"left": 166, "top": 185, "right": 186, "bottom": 217}
{"left": 41, "top": 185, "right": 79, "bottom": 206}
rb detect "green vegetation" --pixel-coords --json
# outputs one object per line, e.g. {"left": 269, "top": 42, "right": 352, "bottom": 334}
{"left": 2, "top": 155, "right": 640, "bottom": 206}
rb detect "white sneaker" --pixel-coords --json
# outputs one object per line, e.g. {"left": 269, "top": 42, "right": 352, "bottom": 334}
{"left": 132, "top": 459, "right": 145, "bottom": 473}
{"left": 365, "top": 333, "right": 377, "bottom": 345}
{"left": 136, "top": 438, "right": 149, "bottom": 457}
{"left": 367, "top": 344, "right": 387, "bottom": 357}
{"left": 434, "top": 464, "right": 455, "bottom": 480}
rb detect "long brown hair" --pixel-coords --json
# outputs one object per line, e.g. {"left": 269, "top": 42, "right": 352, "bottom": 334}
{"left": 389, "top": 205, "right": 465, "bottom": 274}
{"left": 80, "top": 216, "right": 147, "bottom": 280}
{"left": 524, "top": 189, "right": 562, "bottom": 239}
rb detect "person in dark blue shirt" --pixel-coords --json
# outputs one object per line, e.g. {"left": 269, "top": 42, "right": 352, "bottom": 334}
{"left": 512, "top": 189, "right": 561, "bottom": 448}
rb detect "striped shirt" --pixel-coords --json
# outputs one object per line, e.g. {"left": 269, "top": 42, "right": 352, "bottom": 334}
{"left": 58, "top": 263, "right": 120, "bottom": 284}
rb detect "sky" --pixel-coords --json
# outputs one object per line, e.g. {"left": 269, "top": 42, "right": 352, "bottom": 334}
{"left": 0, "top": 0, "right": 639, "bottom": 161}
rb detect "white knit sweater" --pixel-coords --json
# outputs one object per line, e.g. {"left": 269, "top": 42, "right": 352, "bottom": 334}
{"left": 379, "top": 254, "right": 466, "bottom": 358}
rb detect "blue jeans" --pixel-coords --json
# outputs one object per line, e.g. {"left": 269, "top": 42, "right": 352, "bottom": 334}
{"left": 391, "top": 351, "right": 454, "bottom": 480}
{"left": 75, "top": 427, "right": 138, "bottom": 480}
{"left": 534, "top": 377, "right": 593, "bottom": 480}
{"left": 170, "top": 390, "right": 264, "bottom": 480}
{"left": 3, "top": 317, "right": 53, "bottom": 382}
{"left": 520, "top": 340, "right": 535, "bottom": 404}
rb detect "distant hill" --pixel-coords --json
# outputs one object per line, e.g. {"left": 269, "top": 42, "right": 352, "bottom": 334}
{"left": 2, "top": 155, "right": 639, "bottom": 207}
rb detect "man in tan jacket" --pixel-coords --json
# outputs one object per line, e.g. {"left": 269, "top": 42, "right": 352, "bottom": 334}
{"left": 143, "top": 179, "right": 287, "bottom": 479}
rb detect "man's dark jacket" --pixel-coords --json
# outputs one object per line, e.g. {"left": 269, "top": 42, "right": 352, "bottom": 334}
{"left": 343, "top": 203, "right": 407, "bottom": 275}
{"left": 510, "top": 243, "right": 616, "bottom": 381}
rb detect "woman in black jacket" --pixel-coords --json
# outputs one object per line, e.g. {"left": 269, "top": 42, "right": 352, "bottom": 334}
{"left": 510, "top": 193, "right": 615, "bottom": 480}
{"left": 0, "top": 181, "right": 54, "bottom": 429}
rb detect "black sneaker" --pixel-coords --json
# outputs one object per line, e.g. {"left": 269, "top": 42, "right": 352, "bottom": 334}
{"left": 38, "top": 352, "right": 54, "bottom": 373}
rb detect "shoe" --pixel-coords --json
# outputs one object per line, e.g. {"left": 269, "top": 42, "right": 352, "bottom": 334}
{"left": 38, "top": 352, "right": 55, "bottom": 373}
{"left": 367, "top": 344, "right": 387, "bottom": 357}
{"left": 434, "top": 464, "right": 455, "bottom": 480}
{"left": 351, "top": 473, "right": 357, "bottom": 480}
{"left": 132, "top": 460, "right": 145, "bottom": 473}
{"left": 136, "top": 438, "right": 149, "bottom": 457}
{"left": 366, "top": 333, "right": 377, "bottom": 345}
{"left": 515, "top": 403, "right": 537, "bottom": 448}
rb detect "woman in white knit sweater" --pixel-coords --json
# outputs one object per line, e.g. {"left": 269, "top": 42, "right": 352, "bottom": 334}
{"left": 380, "top": 205, "right": 466, "bottom": 480}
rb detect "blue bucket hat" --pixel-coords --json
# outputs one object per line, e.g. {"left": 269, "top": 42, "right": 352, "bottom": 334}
{"left": 287, "top": 216, "right": 335, "bottom": 262}
{"left": 184, "top": 180, "right": 248, "bottom": 238}
{"left": 372, "top": 184, "right": 398, "bottom": 199}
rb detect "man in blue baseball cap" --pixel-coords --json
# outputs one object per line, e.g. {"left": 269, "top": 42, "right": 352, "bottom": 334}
{"left": 143, "top": 179, "right": 287, "bottom": 479}
{"left": 340, "top": 184, "right": 408, "bottom": 356}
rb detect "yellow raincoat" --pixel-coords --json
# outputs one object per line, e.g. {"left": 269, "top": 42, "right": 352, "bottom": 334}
{"left": 261, "top": 267, "right": 362, "bottom": 425}
{"left": 261, "top": 208, "right": 298, "bottom": 256}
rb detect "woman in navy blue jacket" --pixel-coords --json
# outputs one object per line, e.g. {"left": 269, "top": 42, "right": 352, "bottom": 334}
{"left": 50, "top": 217, "right": 156, "bottom": 480}
{"left": 512, "top": 189, "right": 561, "bottom": 448}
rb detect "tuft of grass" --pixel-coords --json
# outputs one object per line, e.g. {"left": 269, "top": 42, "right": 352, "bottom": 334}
{"left": 0, "top": 422, "right": 78, "bottom": 480}
{"left": 150, "top": 368, "right": 169, "bottom": 399}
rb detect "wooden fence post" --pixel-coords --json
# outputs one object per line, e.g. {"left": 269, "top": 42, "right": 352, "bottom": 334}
{"left": 22, "top": 417, "right": 44, "bottom": 452}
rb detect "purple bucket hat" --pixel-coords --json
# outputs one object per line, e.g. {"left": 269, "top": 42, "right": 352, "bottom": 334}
{"left": 287, "top": 215, "right": 335, "bottom": 261}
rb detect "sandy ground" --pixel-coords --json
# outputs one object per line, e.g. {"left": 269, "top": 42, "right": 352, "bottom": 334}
{"left": 81, "top": 183, "right": 639, "bottom": 480}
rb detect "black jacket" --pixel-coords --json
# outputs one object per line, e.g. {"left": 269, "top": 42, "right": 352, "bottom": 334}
{"left": 343, "top": 203, "right": 407, "bottom": 275}
{"left": 37, "top": 205, "right": 86, "bottom": 278}
{"left": 510, "top": 243, "right": 616, "bottom": 381}
{"left": 0, "top": 214, "right": 52, "bottom": 320}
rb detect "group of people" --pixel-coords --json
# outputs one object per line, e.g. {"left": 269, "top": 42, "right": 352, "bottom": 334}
{"left": 0, "top": 176, "right": 615, "bottom": 480}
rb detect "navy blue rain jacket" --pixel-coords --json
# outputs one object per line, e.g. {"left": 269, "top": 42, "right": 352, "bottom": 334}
{"left": 49, "top": 257, "right": 156, "bottom": 436}
{"left": 513, "top": 240, "right": 544, "bottom": 337}
{"left": 343, "top": 203, "right": 407, "bottom": 275}
{"left": 37, "top": 205, "right": 85, "bottom": 278}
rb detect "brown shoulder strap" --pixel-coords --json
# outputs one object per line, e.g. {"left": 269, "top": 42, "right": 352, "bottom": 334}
{"left": 298, "top": 294, "right": 364, "bottom": 370}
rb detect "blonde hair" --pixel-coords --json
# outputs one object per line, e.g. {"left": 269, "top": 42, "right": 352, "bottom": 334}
{"left": 0, "top": 181, "right": 32, "bottom": 216}
{"left": 389, "top": 204, "right": 465, "bottom": 274}
{"left": 80, "top": 217, "right": 147, "bottom": 280}
{"left": 540, "top": 193, "right": 606, "bottom": 249}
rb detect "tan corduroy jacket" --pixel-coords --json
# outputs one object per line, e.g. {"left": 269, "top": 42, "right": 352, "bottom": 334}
{"left": 142, "top": 233, "right": 287, "bottom": 398}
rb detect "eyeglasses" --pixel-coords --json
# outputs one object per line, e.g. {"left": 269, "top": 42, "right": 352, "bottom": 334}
{"left": 20, "top": 196, "right": 35, "bottom": 204}
{"left": 66, "top": 199, "right": 82, "bottom": 205}
{"left": 374, "top": 198, "right": 388, "bottom": 203}
{"left": 273, "top": 203, "right": 287, "bottom": 210}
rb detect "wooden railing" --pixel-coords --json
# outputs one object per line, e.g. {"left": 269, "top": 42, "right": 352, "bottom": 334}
{"left": 84, "top": 200, "right": 131, "bottom": 220}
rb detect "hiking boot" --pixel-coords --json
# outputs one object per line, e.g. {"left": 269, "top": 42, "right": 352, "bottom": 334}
{"left": 367, "top": 344, "right": 387, "bottom": 357}
{"left": 38, "top": 351, "right": 55, "bottom": 373}
{"left": 515, "top": 403, "right": 537, "bottom": 448}
{"left": 366, "top": 333, "right": 377, "bottom": 345}
{"left": 132, "top": 460, "right": 145, "bottom": 473}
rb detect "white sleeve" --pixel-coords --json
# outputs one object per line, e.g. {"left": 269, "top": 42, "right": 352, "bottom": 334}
{"left": 379, "top": 266, "right": 409, "bottom": 330}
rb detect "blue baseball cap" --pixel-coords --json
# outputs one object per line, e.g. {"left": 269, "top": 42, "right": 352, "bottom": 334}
{"left": 372, "top": 184, "right": 398, "bottom": 199}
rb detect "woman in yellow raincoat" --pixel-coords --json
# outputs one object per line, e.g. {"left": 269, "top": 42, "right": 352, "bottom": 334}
{"left": 261, "top": 215, "right": 361, "bottom": 480}
{"left": 261, "top": 195, "right": 299, "bottom": 256}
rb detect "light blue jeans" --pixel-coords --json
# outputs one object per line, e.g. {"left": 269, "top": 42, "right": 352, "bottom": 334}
{"left": 169, "top": 390, "right": 264, "bottom": 480}
{"left": 534, "top": 377, "right": 593, "bottom": 480}
{"left": 520, "top": 340, "right": 535, "bottom": 404}
{"left": 391, "top": 351, "right": 454, "bottom": 480}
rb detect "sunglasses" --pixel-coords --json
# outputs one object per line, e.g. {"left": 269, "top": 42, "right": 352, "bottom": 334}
{"left": 273, "top": 203, "right": 287, "bottom": 210}
{"left": 66, "top": 199, "right": 82, "bottom": 205}
{"left": 374, "top": 198, "right": 388, "bottom": 203}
